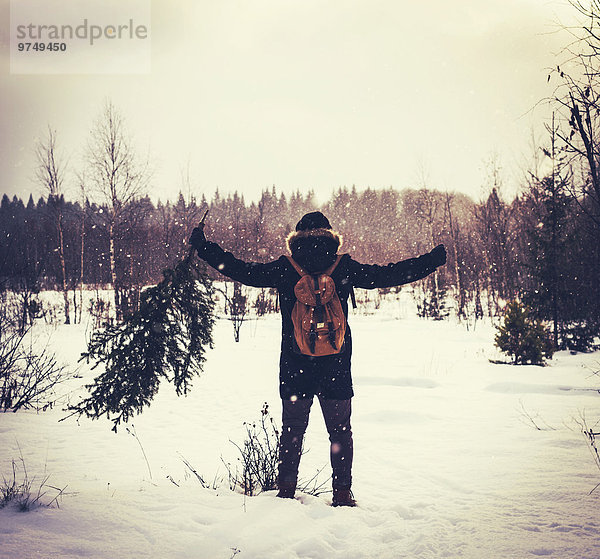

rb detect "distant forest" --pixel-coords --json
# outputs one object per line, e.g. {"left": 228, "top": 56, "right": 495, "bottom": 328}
{"left": 1, "top": 176, "right": 599, "bottom": 351}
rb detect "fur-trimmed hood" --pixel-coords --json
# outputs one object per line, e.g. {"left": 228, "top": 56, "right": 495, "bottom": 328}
{"left": 286, "top": 227, "right": 343, "bottom": 254}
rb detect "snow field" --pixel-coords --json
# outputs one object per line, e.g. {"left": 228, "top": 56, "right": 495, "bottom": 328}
{"left": 1, "top": 296, "right": 600, "bottom": 558}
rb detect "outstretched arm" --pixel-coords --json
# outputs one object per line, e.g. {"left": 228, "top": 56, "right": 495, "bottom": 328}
{"left": 348, "top": 245, "right": 446, "bottom": 289}
{"left": 189, "top": 226, "right": 282, "bottom": 289}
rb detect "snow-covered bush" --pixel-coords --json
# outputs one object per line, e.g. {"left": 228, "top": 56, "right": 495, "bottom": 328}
{"left": 494, "top": 301, "right": 554, "bottom": 365}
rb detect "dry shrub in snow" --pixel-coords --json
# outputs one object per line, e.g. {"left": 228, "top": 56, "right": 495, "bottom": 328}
{"left": 218, "top": 281, "right": 249, "bottom": 342}
{"left": 223, "top": 403, "right": 280, "bottom": 496}
{"left": 1, "top": 454, "right": 66, "bottom": 512}
{"left": 222, "top": 403, "right": 328, "bottom": 497}
{"left": 0, "top": 322, "right": 71, "bottom": 412}
{"left": 577, "top": 412, "right": 600, "bottom": 495}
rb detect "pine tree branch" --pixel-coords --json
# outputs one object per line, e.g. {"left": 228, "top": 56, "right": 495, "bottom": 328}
{"left": 65, "top": 255, "right": 214, "bottom": 431}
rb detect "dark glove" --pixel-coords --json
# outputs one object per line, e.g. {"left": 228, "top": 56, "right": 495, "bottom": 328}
{"left": 429, "top": 244, "right": 446, "bottom": 267}
{"left": 189, "top": 225, "right": 207, "bottom": 250}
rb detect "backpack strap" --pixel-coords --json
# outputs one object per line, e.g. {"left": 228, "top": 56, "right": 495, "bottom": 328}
{"left": 350, "top": 287, "right": 357, "bottom": 310}
{"left": 286, "top": 255, "right": 308, "bottom": 277}
{"left": 330, "top": 254, "right": 357, "bottom": 309}
{"left": 336, "top": 254, "right": 357, "bottom": 309}
{"left": 324, "top": 254, "right": 343, "bottom": 276}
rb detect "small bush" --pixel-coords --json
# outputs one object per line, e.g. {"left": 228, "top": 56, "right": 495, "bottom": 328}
{"left": 223, "top": 403, "right": 280, "bottom": 496}
{"left": 494, "top": 301, "right": 554, "bottom": 365}
{"left": 562, "top": 322, "right": 600, "bottom": 353}
{"left": 577, "top": 413, "right": 600, "bottom": 495}
{"left": 416, "top": 281, "right": 449, "bottom": 321}
{"left": 253, "top": 289, "right": 276, "bottom": 316}
{"left": 0, "top": 322, "right": 72, "bottom": 412}
{"left": 88, "top": 294, "right": 112, "bottom": 330}
{"left": 1, "top": 455, "right": 65, "bottom": 512}
{"left": 221, "top": 403, "right": 329, "bottom": 497}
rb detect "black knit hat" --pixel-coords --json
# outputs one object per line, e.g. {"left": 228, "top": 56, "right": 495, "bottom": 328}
{"left": 295, "top": 211, "right": 332, "bottom": 232}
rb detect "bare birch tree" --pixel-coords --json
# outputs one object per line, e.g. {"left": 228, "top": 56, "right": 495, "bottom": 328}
{"left": 74, "top": 172, "right": 87, "bottom": 324}
{"left": 35, "top": 126, "right": 70, "bottom": 324}
{"left": 86, "top": 100, "right": 149, "bottom": 321}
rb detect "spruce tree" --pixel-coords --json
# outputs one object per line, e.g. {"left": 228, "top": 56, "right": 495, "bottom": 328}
{"left": 522, "top": 118, "right": 573, "bottom": 349}
{"left": 495, "top": 301, "right": 554, "bottom": 365}
{"left": 523, "top": 175, "right": 571, "bottom": 342}
{"left": 67, "top": 252, "right": 214, "bottom": 431}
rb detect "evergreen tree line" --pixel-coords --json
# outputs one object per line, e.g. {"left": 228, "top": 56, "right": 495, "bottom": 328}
{"left": 1, "top": 174, "right": 598, "bottom": 350}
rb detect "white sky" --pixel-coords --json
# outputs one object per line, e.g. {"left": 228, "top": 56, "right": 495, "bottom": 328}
{"left": 0, "top": 0, "right": 580, "bottom": 205}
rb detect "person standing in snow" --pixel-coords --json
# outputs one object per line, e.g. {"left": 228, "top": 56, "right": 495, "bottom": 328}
{"left": 190, "top": 211, "right": 446, "bottom": 506}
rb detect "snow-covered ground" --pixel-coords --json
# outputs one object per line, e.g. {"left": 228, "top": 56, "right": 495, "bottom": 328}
{"left": 2, "top": 293, "right": 600, "bottom": 559}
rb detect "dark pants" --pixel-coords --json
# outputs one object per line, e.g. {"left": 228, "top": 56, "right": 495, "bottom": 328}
{"left": 278, "top": 396, "right": 353, "bottom": 489}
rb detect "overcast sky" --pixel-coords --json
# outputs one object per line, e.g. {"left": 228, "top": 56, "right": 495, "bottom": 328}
{"left": 0, "top": 0, "right": 580, "bottom": 205}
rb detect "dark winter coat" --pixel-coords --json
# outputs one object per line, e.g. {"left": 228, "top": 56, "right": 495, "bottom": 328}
{"left": 196, "top": 228, "right": 441, "bottom": 401}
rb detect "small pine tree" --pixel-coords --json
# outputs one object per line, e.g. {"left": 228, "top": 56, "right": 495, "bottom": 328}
{"left": 417, "top": 277, "right": 449, "bottom": 320}
{"left": 67, "top": 253, "right": 214, "bottom": 431}
{"left": 494, "top": 301, "right": 554, "bottom": 365}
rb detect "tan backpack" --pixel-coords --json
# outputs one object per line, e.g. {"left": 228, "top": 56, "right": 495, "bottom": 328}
{"left": 286, "top": 255, "right": 347, "bottom": 356}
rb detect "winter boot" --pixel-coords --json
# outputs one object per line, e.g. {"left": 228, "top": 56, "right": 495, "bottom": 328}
{"left": 332, "top": 487, "right": 357, "bottom": 507}
{"left": 276, "top": 480, "right": 296, "bottom": 499}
